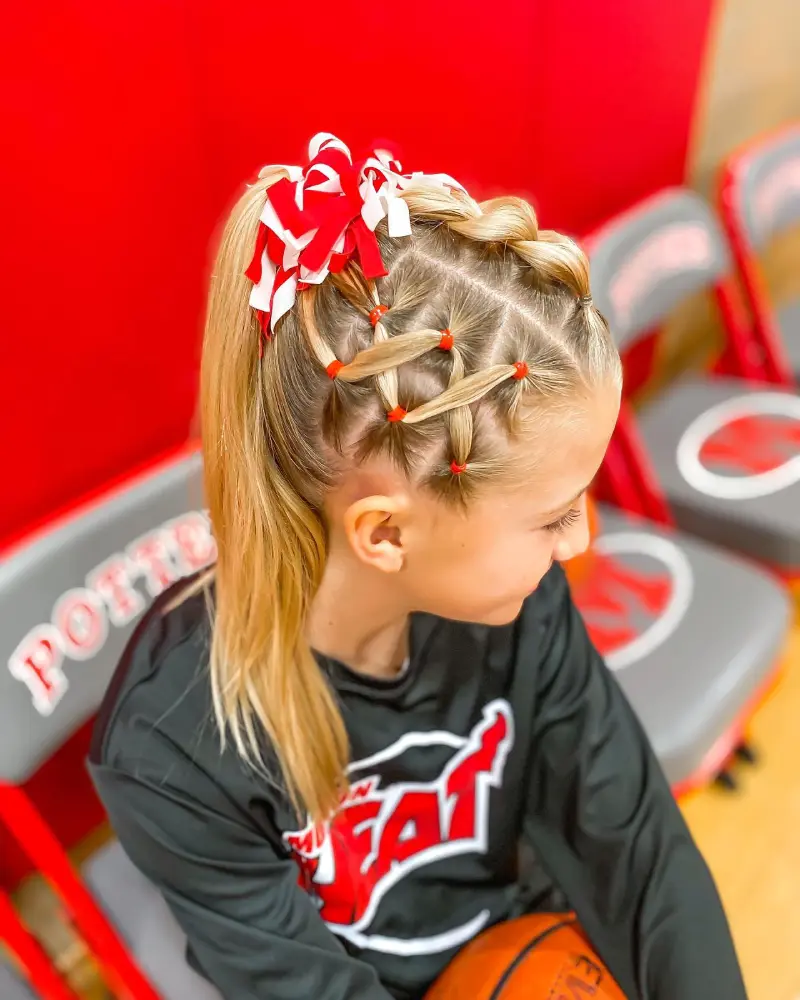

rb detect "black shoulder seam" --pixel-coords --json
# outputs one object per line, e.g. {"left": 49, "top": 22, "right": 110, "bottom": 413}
{"left": 89, "top": 575, "right": 210, "bottom": 765}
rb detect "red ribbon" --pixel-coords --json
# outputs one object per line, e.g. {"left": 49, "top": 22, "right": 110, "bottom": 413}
{"left": 248, "top": 138, "right": 397, "bottom": 345}
{"left": 297, "top": 151, "right": 389, "bottom": 279}
{"left": 245, "top": 223, "right": 269, "bottom": 284}
{"left": 267, "top": 228, "right": 286, "bottom": 267}
{"left": 268, "top": 177, "right": 310, "bottom": 238}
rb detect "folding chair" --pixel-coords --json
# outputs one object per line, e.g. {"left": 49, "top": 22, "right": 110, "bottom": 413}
{"left": 570, "top": 485, "right": 790, "bottom": 795}
{"left": 0, "top": 887, "right": 76, "bottom": 1000}
{"left": 0, "top": 444, "right": 221, "bottom": 1000}
{"left": 587, "top": 187, "right": 800, "bottom": 577}
{"left": 719, "top": 123, "right": 800, "bottom": 384}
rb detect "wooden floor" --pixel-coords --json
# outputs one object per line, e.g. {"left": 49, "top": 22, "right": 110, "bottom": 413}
{"left": 11, "top": 615, "right": 800, "bottom": 999}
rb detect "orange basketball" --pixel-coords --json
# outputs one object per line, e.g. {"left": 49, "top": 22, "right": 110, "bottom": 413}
{"left": 424, "top": 914, "right": 627, "bottom": 1000}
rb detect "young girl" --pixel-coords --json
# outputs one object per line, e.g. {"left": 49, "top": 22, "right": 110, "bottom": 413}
{"left": 90, "top": 134, "right": 746, "bottom": 1000}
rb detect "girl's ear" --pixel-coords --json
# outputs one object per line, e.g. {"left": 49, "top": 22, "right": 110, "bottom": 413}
{"left": 343, "top": 495, "right": 409, "bottom": 573}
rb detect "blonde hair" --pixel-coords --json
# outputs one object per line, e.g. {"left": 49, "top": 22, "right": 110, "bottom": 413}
{"left": 200, "top": 170, "right": 620, "bottom": 824}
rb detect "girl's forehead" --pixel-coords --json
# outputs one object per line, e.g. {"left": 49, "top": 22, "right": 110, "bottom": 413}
{"left": 502, "top": 386, "right": 619, "bottom": 509}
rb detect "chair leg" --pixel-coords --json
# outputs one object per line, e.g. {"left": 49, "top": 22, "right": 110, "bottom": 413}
{"left": 611, "top": 404, "right": 675, "bottom": 527}
{"left": 0, "top": 783, "right": 161, "bottom": 1000}
{"left": 712, "top": 741, "right": 760, "bottom": 791}
{"left": 0, "top": 887, "right": 80, "bottom": 1000}
{"left": 714, "top": 770, "right": 739, "bottom": 792}
{"left": 734, "top": 741, "right": 758, "bottom": 766}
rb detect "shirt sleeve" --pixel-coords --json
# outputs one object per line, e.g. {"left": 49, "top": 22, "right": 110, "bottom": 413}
{"left": 90, "top": 761, "right": 395, "bottom": 1000}
{"left": 519, "top": 566, "right": 748, "bottom": 1000}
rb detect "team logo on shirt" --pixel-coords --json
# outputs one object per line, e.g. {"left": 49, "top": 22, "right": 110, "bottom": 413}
{"left": 283, "top": 699, "right": 514, "bottom": 956}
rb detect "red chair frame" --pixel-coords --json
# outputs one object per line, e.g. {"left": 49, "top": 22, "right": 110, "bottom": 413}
{"left": 0, "top": 783, "right": 161, "bottom": 1000}
{"left": 0, "top": 884, "right": 79, "bottom": 1000}
{"left": 593, "top": 400, "right": 674, "bottom": 527}
{"left": 718, "top": 123, "right": 799, "bottom": 389}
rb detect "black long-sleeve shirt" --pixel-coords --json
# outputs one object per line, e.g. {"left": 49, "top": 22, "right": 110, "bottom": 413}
{"left": 89, "top": 564, "right": 747, "bottom": 1000}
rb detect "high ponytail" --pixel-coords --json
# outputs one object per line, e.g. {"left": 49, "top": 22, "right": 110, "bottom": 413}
{"left": 201, "top": 173, "right": 348, "bottom": 823}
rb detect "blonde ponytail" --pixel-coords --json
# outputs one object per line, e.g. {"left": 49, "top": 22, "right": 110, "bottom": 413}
{"left": 201, "top": 175, "right": 348, "bottom": 823}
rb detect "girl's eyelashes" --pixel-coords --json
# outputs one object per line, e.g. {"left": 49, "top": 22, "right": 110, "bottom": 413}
{"left": 542, "top": 506, "right": 582, "bottom": 533}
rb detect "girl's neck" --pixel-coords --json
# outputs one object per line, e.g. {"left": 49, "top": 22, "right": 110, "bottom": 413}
{"left": 306, "top": 555, "right": 411, "bottom": 681}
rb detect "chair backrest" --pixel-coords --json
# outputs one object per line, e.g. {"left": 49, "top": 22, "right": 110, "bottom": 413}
{"left": 0, "top": 446, "right": 213, "bottom": 784}
{"left": 724, "top": 124, "right": 800, "bottom": 249}
{"left": 587, "top": 188, "right": 732, "bottom": 351}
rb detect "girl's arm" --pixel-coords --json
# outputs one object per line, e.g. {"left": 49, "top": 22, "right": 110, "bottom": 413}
{"left": 519, "top": 566, "right": 747, "bottom": 1000}
{"left": 90, "top": 763, "right": 395, "bottom": 1000}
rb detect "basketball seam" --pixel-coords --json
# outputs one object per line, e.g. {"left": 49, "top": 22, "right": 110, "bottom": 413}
{"left": 486, "top": 917, "right": 577, "bottom": 1000}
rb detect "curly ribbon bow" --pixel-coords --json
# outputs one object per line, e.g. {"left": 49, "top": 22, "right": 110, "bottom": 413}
{"left": 244, "top": 132, "right": 464, "bottom": 341}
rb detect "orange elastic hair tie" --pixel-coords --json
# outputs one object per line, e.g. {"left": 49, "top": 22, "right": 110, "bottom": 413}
{"left": 387, "top": 406, "right": 407, "bottom": 423}
{"left": 512, "top": 361, "right": 529, "bottom": 380}
{"left": 450, "top": 460, "right": 467, "bottom": 475}
{"left": 369, "top": 304, "right": 389, "bottom": 327}
{"left": 326, "top": 360, "right": 344, "bottom": 379}
{"left": 439, "top": 329, "right": 454, "bottom": 351}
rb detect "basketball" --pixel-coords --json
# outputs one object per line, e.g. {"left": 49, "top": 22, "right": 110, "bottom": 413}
{"left": 424, "top": 914, "right": 627, "bottom": 1000}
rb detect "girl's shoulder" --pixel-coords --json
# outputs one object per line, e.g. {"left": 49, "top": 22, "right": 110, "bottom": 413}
{"left": 90, "top": 573, "right": 217, "bottom": 774}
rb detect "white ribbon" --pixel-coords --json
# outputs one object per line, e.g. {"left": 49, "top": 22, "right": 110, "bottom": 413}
{"left": 309, "top": 133, "right": 352, "bottom": 161}
{"left": 249, "top": 250, "right": 276, "bottom": 312}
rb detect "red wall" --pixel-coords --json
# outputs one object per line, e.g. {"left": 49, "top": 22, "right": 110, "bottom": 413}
{"left": 2, "top": 0, "right": 716, "bottom": 550}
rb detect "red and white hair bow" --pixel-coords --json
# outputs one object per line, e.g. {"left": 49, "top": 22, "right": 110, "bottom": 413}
{"left": 244, "top": 132, "right": 464, "bottom": 340}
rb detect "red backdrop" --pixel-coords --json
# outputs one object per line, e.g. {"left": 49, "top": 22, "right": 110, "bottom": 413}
{"left": 1, "top": 0, "right": 716, "bottom": 882}
{"left": 2, "top": 0, "right": 716, "bottom": 549}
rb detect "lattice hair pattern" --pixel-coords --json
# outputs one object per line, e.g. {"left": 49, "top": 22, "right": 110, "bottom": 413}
{"left": 278, "top": 182, "right": 620, "bottom": 500}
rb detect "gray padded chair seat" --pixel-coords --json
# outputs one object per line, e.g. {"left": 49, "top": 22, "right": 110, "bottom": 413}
{"left": 587, "top": 505, "right": 791, "bottom": 786}
{"left": 0, "top": 962, "right": 36, "bottom": 1000}
{"left": 83, "top": 840, "right": 222, "bottom": 1000}
{"left": 777, "top": 297, "right": 800, "bottom": 381}
{"left": 634, "top": 376, "right": 800, "bottom": 569}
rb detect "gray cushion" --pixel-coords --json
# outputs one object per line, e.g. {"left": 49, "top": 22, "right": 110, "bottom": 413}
{"left": 0, "top": 962, "right": 36, "bottom": 1000}
{"left": 636, "top": 376, "right": 800, "bottom": 568}
{"left": 777, "top": 296, "right": 800, "bottom": 381}
{"left": 583, "top": 506, "right": 791, "bottom": 786}
{"left": 83, "top": 840, "right": 222, "bottom": 1000}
